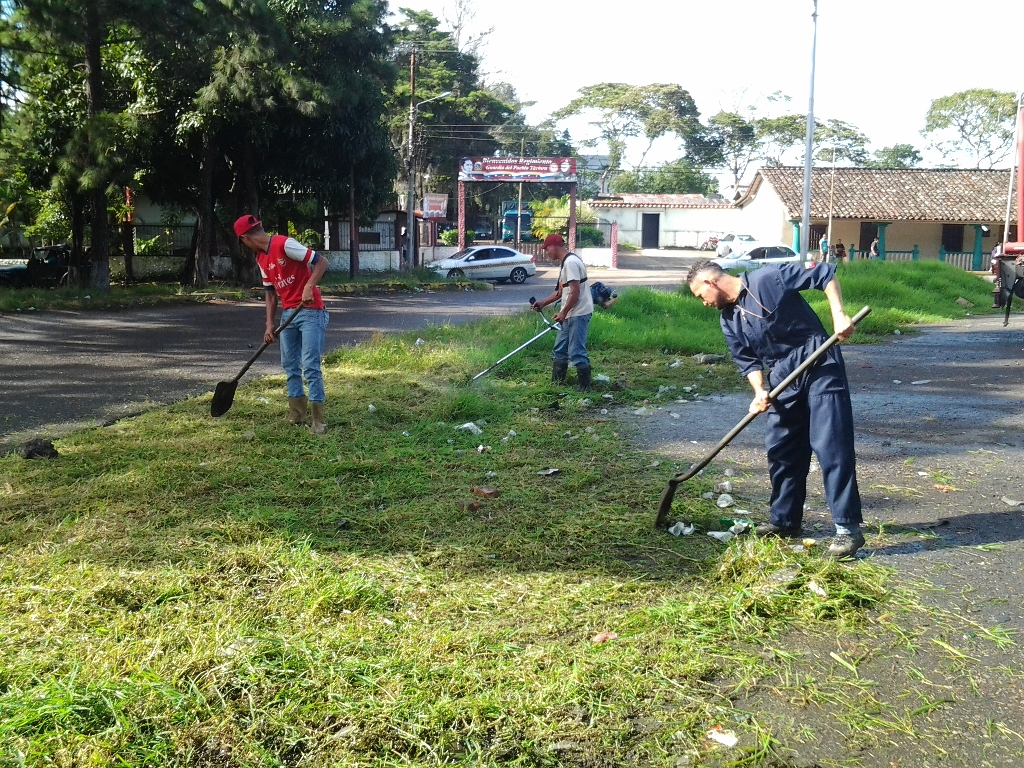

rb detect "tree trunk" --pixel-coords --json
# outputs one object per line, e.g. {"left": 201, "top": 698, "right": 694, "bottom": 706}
{"left": 349, "top": 165, "right": 359, "bottom": 279}
{"left": 190, "top": 132, "right": 214, "bottom": 288}
{"left": 84, "top": 0, "right": 109, "bottom": 291}
{"left": 70, "top": 194, "right": 86, "bottom": 288}
{"left": 227, "top": 134, "right": 261, "bottom": 286}
{"left": 121, "top": 222, "right": 135, "bottom": 283}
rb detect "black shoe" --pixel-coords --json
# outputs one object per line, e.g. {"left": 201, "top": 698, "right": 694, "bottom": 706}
{"left": 576, "top": 364, "right": 592, "bottom": 392}
{"left": 552, "top": 360, "right": 568, "bottom": 384}
{"left": 754, "top": 522, "right": 802, "bottom": 538}
{"left": 827, "top": 530, "right": 865, "bottom": 559}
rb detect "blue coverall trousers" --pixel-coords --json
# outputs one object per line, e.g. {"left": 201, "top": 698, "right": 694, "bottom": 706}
{"left": 765, "top": 357, "right": 862, "bottom": 529}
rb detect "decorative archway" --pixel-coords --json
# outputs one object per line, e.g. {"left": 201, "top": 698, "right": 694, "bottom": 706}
{"left": 456, "top": 157, "right": 578, "bottom": 250}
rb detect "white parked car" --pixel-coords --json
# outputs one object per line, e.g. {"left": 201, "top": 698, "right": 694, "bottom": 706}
{"left": 715, "top": 233, "right": 758, "bottom": 258}
{"left": 429, "top": 245, "right": 537, "bottom": 283}
{"left": 712, "top": 244, "right": 801, "bottom": 271}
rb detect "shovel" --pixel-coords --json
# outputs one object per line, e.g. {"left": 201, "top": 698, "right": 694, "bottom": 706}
{"left": 654, "top": 305, "right": 871, "bottom": 529}
{"left": 211, "top": 307, "right": 304, "bottom": 417}
{"left": 470, "top": 297, "right": 561, "bottom": 383}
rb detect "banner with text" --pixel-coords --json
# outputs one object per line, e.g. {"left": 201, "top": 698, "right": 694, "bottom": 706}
{"left": 457, "top": 157, "right": 577, "bottom": 183}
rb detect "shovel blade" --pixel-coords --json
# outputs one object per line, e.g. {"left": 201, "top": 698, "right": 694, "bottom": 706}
{"left": 210, "top": 380, "right": 238, "bottom": 417}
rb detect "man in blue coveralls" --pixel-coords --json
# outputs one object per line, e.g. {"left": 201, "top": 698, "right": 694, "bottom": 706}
{"left": 686, "top": 259, "right": 864, "bottom": 558}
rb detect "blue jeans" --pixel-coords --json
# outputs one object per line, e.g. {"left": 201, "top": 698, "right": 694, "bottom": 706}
{"left": 279, "top": 308, "right": 329, "bottom": 402}
{"left": 552, "top": 313, "right": 591, "bottom": 368}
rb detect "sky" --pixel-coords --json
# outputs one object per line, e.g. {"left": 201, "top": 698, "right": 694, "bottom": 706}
{"left": 389, "top": 0, "right": 1023, "bottom": 182}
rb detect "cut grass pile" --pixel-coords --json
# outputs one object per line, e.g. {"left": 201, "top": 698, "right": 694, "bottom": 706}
{"left": 0, "top": 262, "right": 1013, "bottom": 766}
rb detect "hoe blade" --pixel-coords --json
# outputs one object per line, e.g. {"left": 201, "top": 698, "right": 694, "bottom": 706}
{"left": 210, "top": 380, "right": 238, "bottom": 418}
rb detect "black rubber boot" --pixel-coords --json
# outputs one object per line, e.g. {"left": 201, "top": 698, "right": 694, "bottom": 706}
{"left": 576, "top": 364, "right": 592, "bottom": 392}
{"left": 552, "top": 360, "right": 568, "bottom": 384}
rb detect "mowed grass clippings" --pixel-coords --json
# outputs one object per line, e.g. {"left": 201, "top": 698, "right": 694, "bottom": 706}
{"left": 0, "top": 266, "right": 1011, "bottom": 767}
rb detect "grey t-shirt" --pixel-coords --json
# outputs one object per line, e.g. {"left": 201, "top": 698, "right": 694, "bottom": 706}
{"left": 559, "top": 253, "right": 593, "bottom": 318}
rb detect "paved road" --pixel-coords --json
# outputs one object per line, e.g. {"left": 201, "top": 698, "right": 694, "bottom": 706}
{"left": 628, "top": 312, "right": 1024, "bottom": 766}
{"left": 0, "top": 264, "right": 692, "bottom": 444}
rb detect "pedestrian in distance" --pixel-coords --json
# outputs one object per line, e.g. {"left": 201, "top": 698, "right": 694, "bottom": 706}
{"left": 532, "top": 233, "right": 594, "bottom": 391}
{"left": 834, "top": 239, "right": 846, "bottom": 263}
{"left": 686, "top": 259, "right": 865, "bottom": 558}
{"left": 819, "top": 234, "right": 829, "bottom": 263}
{"left": 869, "top": 237, "right": 880, "bottom": 260}
{"left": 233, "top": 215, "right": 331, "bottom": 434}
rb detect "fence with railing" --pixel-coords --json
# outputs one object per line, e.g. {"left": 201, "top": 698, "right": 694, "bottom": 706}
{"left": 938, "top": 248, "right": 978, "bottom": 270}
{"left": 132, "top": 225, "right": 195, "bottom": 257}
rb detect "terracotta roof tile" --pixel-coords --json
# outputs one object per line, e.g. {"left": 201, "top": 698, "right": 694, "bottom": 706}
{"left": 751, "top": 167, "right": 1017, "bottom": 223}
{"left": 589, "top": 193, "right": 733, "bottom": 209}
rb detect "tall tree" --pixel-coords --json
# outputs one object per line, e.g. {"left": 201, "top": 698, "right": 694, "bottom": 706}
{"left": 11, "top": 0, "right": 167, "bottom": 289}
{"left": 864, "top": 143, "right": 922, "bottom": 169}
{"left": 389, "top": 9, "right": 514, "bottom": 221}
{"left": 554, "top": 83, "right": 701, "bottom": 171}
{"left": 922, "top": 88, "right": 1017, "bottom": 168}
{"left": 610, "top": 160, "right": 717, "bottom": 196}
{"left": 699, "top": 111, "right": 758, "bottom": 188}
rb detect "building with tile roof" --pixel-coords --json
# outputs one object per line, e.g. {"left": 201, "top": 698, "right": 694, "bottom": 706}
{"left": 738, "top": 167, "right": 1018, "bottom": 267}
{"left": 588, "top": 169, "right": 1018, "bottom": 268}
{"left": 588, "top": 193, "right": 739, "bottom": 249}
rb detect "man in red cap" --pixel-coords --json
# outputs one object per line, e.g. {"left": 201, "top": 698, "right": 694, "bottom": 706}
{"left": 233, "top": 215, "right": 330, "bottom": 433}
{"left": 532, "top": 233, "right": 593, "bottom": 390}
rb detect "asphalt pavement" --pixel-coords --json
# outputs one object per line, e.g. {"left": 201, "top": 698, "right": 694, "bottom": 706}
{"left": 0, "top": 262, "right": 694, "bottom": 445}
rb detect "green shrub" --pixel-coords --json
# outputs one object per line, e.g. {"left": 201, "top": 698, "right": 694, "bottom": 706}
{"left": 577, "top": 226, "right": 604, "bottom": 247}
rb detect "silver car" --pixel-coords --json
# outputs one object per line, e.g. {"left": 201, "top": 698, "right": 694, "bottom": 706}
{"left": 429, "top": 245, "right": 537, "bottom": 283}
{"left": 715, "top": 233, "right": 758, "bottom": 258}
{"left": 712, "top": 244, "right": 801, "bottom": 272}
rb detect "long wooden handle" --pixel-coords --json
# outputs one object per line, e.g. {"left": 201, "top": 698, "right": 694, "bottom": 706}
{"left": 232, "top": 306, "right": 305, "bottom": 383}
{"left": 669, "top": 305, "right": 871, "bottom": 484}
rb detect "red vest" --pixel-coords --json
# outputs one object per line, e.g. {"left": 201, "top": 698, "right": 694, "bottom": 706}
{"left": 257, "top": 235, "right": 324, "bottom": 310}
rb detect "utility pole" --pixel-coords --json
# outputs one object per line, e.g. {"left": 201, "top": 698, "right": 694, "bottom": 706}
{"left": 405, "top": 49, "right": 416, "bottom": 271}
{"left": 516, "top": 138, "right": 525, "bottom": 246}
{"left": 799, "top": 0, "right": 819, "bottom": 264}
{"left": 406, "top": 86, "right": 452, "bottom": 269}
{"left": 826, "top": 146, "right": 836, "bottom": 261}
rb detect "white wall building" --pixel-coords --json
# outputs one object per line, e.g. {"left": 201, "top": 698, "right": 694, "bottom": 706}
{"left": 589, "top": 194, "right": 740, "bottom": 249}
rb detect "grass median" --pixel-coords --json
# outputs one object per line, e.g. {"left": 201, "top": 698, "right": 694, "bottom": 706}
{"left": 0, "top": 262, "right": 1011, "bottom": 766}
{"left": 0, "top": 269, "right": 487, "bottom": 314}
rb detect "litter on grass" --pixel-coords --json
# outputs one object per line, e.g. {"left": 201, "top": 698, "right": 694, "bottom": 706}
{"left": 716, "top": 493, "right": 735, "bottom": 508}
{"left": 668, "top": 521, "right": 697, "bottom": 536}
{"left": 706, "top": 728, "right": 738, "bottom": 748}
{"left": 807, "top": 580, "right": 827, "bottom": 598}
{"left": 455, "top": 422, "right": 483, "bottom": 435}
{"left": 591, "top": 631, "right": 618, "bottom": 644}
{"left": 537, "top": 468, "right": 560, "bottom": 476}
{"left": 707, "top": 531, "right": 734, "bottom": 543}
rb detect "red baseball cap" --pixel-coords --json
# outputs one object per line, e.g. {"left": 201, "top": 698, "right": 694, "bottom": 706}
{"left": 233, "top": 214, "right": 262, "bottom": 238}
{"left": 541, "top": 233, "right": 565, "bottom": 249}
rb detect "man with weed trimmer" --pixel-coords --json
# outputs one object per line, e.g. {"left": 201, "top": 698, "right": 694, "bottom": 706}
{"left": 686, "top": 259, "right": 864, "bottom": 558}
{"left": 233, "top": 215, "right": 330, "bottom": 434}
{"left": 532, "top": 233, "right": 593, "bottom": 391}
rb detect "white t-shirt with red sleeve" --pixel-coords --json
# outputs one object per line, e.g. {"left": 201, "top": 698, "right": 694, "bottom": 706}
{"left": 256, "top": 235, "right": 325, "bottom": 310}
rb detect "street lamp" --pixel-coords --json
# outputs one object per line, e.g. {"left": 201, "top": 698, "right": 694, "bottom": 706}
{"left": 799, "top": 0, "right": 819, "bottom": 263}
{"left": 406, "top": 90, "right": 452, "bottom": 270}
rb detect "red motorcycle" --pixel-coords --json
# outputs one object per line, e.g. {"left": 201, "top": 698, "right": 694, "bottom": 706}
{"left": 699, "top": 236, "right": 719, "bottom": 251}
